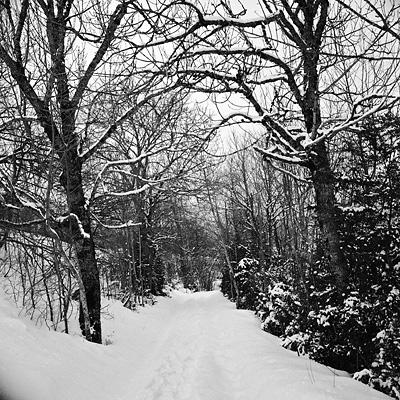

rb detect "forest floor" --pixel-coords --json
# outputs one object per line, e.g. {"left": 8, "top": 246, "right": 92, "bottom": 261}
{"left": 0, "top": 287, "right": 391, "bottom": 400}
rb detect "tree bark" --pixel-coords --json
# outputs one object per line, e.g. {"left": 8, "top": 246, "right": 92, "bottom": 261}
{"left": 300, "top": 0, "right": 347, "bottom": 289}
{"left": 60, "top": 149, "right": 101, "bottom": 343}
{"left": 309, "top": 142, "right": 347, "bottom": 288}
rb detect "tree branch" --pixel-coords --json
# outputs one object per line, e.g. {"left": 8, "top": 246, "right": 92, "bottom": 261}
{"left": 71, "top": 1, "right": 131, "bottom": 107}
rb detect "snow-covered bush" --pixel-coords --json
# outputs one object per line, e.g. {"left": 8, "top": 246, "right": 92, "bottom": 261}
{"left": 302, "top": 215, "right": 400, "bottom": 399}
{"left": 234, "top": 258, "right": 262, "bottom": 310}
{"left": 367, "top": 324, "right": 400, "bottom": 399}
{"left": 281, "top": 332, "right": 309, "bottom": 355}
{"left": 220, "top": 257, "right": 263, "bottom": 310}
{"left": 255, "top": 256, "right": 308, "bottom": 343}
{"left": 305, "top": 288, "right": 377, "bottom": 372}
{"left": 332, "top": 114, "right": 400, "bottom": 398}
{"left": 257, "top": 281, "right": 301, "bottom": 337}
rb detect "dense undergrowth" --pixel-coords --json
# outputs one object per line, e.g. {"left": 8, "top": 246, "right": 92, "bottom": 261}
{"left": 221, "top": 222, "right": 400, "bottom": 399}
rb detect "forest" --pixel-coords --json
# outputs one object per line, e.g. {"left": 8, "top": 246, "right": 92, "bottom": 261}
{"left": 0, "top": 0, "right": 399, "bottom": 399}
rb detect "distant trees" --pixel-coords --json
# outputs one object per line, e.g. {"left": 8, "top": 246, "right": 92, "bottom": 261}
{"left": 92, "top": 92, "right": 212, "bottom": 301}
{"left": 207, "top": 134, "right": 313, "bottom": 308}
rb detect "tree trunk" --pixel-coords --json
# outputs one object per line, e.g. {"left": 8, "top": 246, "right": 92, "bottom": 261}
{"left": 61, "top": 151, "right": 102, "bottom": 343}
{"left": 300, "top": 0, "right": 347, "bottom": 290}
{"left": 76, "top": 235, "right": 101, "bottom": 344}
{"left": 171, "top": 202, "right": 190, "bottom": 287}
{"left": 309, "top": 142, "right": 347, "bottom": 289}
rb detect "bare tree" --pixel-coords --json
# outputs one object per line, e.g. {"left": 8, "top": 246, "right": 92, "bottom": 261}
{"left": 0, "top": 0, "right": 181, "bottom": 342}
{"left": 149, "top": 0, "right": 400, "bottom": 289}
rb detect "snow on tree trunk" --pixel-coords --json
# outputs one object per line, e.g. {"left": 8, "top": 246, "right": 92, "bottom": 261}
{"left": 60, "top": 150, "right": 101, "bottom": 343}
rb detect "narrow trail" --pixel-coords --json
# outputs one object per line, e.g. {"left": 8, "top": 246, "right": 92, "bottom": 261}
{"left": 123, "top": 291, "right": 387, "bottom": 400}
{"left": 136, "top": 292, "right": 240, "bottom": 400}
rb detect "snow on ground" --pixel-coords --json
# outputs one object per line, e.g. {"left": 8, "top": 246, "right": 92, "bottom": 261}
{"left": 0, "top": 288, "right": 391, "bottom": 400}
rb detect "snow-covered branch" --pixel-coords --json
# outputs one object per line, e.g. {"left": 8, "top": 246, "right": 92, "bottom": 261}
{"left": 313, "top": 93, "right": 400, "bottom": 147}
{"left": 265, "top": 159, "right": 310, "bottom": 184}
{"left": 107, "top": 183, "right": 152, "bottom": 197}
{"left": 56, "top": 213, "right": 91, "bottom": 239}
{"left": 91, "top": 215, "right": 142, "bottom": 230}
{"left": 253, "top": 145, "right": 306, "bottom": 165}
{"left": 127, "top": 3, "right": 278, "bottom": 48}
{"left": 90, "top": 146, "right": 171, "bottom": 201}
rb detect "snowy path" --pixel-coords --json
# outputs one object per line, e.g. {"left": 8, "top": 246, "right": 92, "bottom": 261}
{"left": 134, "top": 292, "right": 246, "bottom": 400}
{"left": 114, "top": 290, "right": 389, "bottom": 400}
{"left": 0, "top": 289, "right": 391, "bottom": 400}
